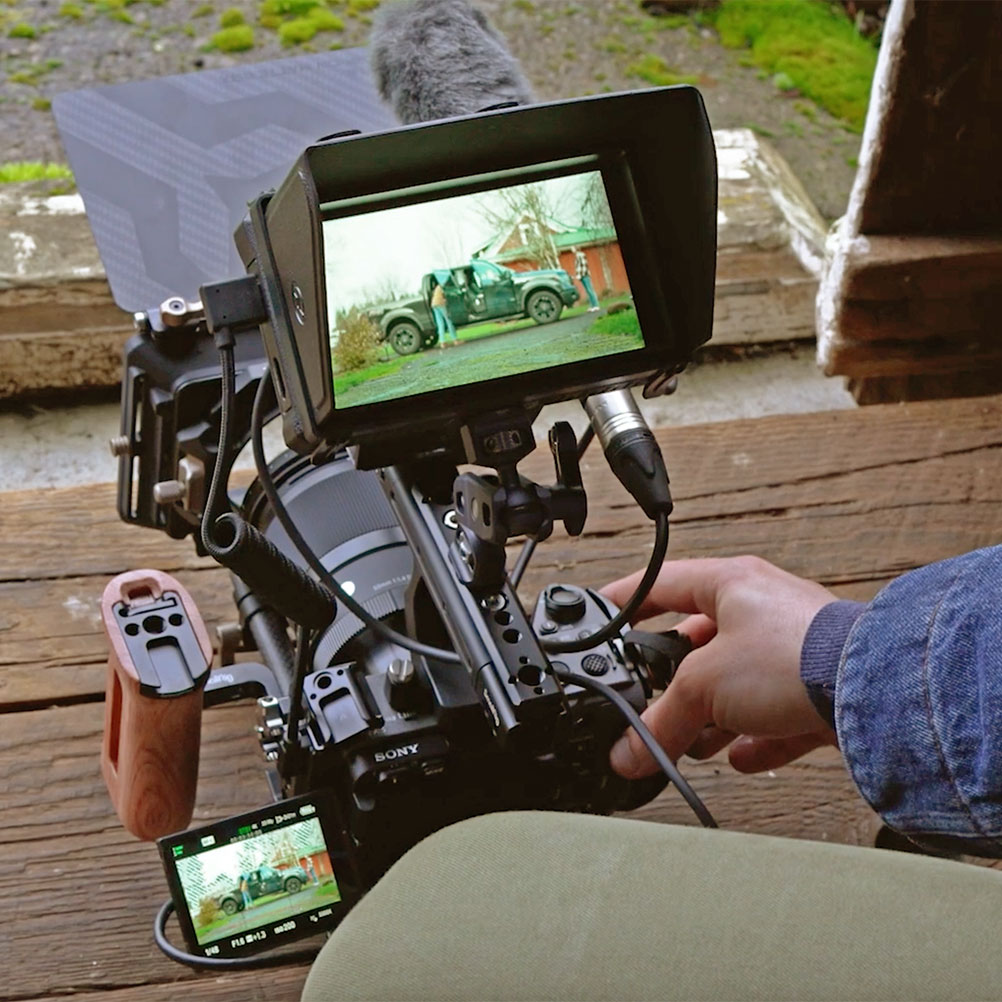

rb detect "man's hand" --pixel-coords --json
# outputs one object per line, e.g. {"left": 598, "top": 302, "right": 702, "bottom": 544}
{"left": 602, "top": 556, "right": 839, "bottom": 779}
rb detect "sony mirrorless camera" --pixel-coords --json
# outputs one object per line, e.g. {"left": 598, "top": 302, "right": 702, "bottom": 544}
{"left": 100, "top": 86, "right": 716, "bottom": 964}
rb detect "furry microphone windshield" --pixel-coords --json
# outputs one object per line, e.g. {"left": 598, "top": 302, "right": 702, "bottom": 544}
{"left": 370, "top": 0, "right": 535, "bottom": 124}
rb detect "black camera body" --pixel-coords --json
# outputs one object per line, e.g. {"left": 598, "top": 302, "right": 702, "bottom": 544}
{"left": 104, "top": 86, "right": 716, "bottom": 961}
{"left": 228, "top": 445, "right": 670, "bottom": 888}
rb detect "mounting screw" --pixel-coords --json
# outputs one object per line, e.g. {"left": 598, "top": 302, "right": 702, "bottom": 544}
{"left": 216, "top": 622, "right": 244, "bottom": 667}
{"left": 108, "top": 435, "right": 131, "bottom": 458}
{"left": 153, "top": 480, "right": 185, "bottom": 505}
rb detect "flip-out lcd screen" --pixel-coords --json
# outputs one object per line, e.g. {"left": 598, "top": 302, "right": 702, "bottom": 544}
{"left": 159, "top": 794, "right": 354, "bottom": 959}
{"left": 322, "top": 167, "right": 645, "bottom": 410}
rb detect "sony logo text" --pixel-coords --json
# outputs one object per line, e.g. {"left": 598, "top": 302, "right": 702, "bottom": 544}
{"left": 373, "top": 743, "right": 420, "bottom": 763}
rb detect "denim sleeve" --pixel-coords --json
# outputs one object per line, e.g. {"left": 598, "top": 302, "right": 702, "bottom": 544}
{"left": 835, "top": 545, "right": 1002, "bottom": 857}
{"left": 800, "top": 600, "right": 866, "bottom": 729}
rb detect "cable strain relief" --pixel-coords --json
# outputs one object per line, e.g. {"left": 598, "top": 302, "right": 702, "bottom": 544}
{"left": 606, "top": 430, "right": 673, "bottom": 519}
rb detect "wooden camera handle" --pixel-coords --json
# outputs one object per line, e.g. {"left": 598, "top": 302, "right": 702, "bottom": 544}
{"left": 101, "top": 570, "right": 213, "bottom": 841}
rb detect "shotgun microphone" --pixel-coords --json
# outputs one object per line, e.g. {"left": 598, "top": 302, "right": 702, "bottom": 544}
{"left": 370, "top": 0, "right": 535, "bottom": 123}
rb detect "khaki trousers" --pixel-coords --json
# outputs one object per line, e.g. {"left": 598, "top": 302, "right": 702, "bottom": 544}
{"left": 302, "top": 810, "right": 1002, "bottom": 1001}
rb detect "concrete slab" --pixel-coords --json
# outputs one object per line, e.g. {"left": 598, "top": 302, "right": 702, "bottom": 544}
{"left": 0, "top": 345, "right": 854, "bottom": 493}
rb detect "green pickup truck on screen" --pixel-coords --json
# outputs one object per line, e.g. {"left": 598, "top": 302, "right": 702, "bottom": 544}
{"left": 368, "top": 259, "right": 580, "bottom": 355}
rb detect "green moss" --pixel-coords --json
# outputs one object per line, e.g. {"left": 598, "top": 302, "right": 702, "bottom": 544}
{"left": 192, "top": 3, "right": 213, "bottom": 15}
{"left": 746, "top": 122, "right": 775, "bottom": 138}
{"left": 211, "top": 24, "right": 255, "bottom": 50}
{"left": 512, "top": 0, "right": 534, "bottom": 9}
{"left": 652, "top": 13, "right": 690, "bottom": 30}
{"left": 626, "top": 55, "right": 698, "bottom": 88}
{"left": 260, "top": 0, "right": 326, "bottom": 15}
{"left": 59, "top": 3, "right": 85, "bottom": 17}
{"left": 345, "top": 0, "right": 378, "bottom": 14}
{"left": 7, "top": 61, "right": 62, "bottom": 85}
{"left": 600, "top": 36, "right": 627, "bottom": 53}
{"left": 278, "top": 16, "right": 316, "bottom": 44}
{"left": 219, "top": 7, "right": 245, "bottom": 27}
{"left": 0, "top": 161, "right": 74, "bottom": 183}
{"left": 308, "top": 6, "right": 343, "bottom": 30}
{"left": 8, "top": 22, "right": 37, "bottom": 38}
{"left": 794, "top": 99, "right": 817, "bottom": 121}
{"left": 32, "top": 96, "right": 52, "bottom": 111}
{"left": 711, "top": 0, "right": 877, "bottom": 132}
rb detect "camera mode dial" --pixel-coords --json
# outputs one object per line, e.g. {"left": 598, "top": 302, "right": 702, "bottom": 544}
{"left": 543, "top": 584, "right": 587, "bottom": 625}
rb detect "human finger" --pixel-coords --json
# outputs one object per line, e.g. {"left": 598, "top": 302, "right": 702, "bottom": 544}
{"left": 672, "top": 613, "right": 716, "bottom": 649}
{"left": 610, "top": 648, "right": 713, "bottom": 777}
{"left": 727, "top": 733, "right": 833, "bottom": 773}
{"left": 684, "top": 725, "right": 737, "bottom": 760}
{"left": 600, "top": 558, "right": 742, "bottom": 624}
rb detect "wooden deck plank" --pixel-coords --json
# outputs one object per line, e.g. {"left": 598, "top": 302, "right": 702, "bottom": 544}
{"left": 0, "top": 700, "right": 314, "bottom": 1000}
{"left": 4, "top": 396, "right": 1002, "bottom": 707}
{"left": 27, "top": 969, "right": 313, "bottom": 1002}
{"left": 5, "top": 394, "right": 1002, "bottom": 998}
{"left": 0, "top": 700, "right": 869, "bottom": 1001}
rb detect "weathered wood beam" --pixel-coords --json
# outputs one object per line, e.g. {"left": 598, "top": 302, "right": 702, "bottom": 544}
{"left": 817, "top": 0, "right": 1002, "bottom": 403}
{"left": 0, "top": 130, "right": 827, "bottom": 400}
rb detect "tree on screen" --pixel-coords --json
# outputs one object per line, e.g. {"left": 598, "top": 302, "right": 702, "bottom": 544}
{"left": 475, "top": 183, "right": 561, "bottom": 270}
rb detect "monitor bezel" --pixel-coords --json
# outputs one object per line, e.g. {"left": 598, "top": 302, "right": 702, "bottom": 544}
{"left": 254, "top": 86, "right": 716, "bottom": 464}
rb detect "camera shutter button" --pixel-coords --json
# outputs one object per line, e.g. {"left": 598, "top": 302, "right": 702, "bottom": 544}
{"left": 543, "top": 584, "right": 587, "bottom": 624}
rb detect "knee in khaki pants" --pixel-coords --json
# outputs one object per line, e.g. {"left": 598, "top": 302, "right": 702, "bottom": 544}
{"left": 302, "top": 810, "right": 1002, "bottom": 1001}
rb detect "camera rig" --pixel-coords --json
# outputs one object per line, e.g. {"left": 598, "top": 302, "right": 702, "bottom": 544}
{"left": 99, "top": 86, "right": 718, "bottom": 965}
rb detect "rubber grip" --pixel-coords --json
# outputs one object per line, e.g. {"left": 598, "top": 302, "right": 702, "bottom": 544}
{"left": 212, "top": 513, "right": 336, "bottom": 631}
{"left": 101, "top": 570, "right": 212, "bottom": 841}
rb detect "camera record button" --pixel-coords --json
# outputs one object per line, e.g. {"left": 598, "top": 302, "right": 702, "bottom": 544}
{"left": 582, "top": 654, "right": 611, "bottom": 677}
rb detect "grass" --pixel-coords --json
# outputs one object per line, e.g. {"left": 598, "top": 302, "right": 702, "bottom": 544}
{"left": 336, "top": 294, "right": 633, "bottom": 404}
{"left": 710, "top": 0, "right": 878, "bottom": 132}
{"left": 626, "top": 54, "right": 699, "bottom": 88}
{"left": 588, "top": 307, "right": 641, "bottom": 338}
{"left": 7, "top": 59, "right": 62, "bottom": 85}
{"left": 0, "top": 161, "right": 74, "bottom": 183}
{"left": 335, "top": 313, "right": 643, "bottom": 409}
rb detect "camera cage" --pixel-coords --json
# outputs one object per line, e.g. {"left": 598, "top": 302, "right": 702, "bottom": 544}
{"left": 73, "top": 76, "right": 724, "bottom": 966}
{"left": 244, "top": 86, "right": 716, "bottom": 467}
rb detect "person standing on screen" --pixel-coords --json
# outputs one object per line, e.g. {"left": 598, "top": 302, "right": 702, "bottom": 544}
{"left": 572, "top": 246, "right": 600, "bottom": 312}
{"left": 240, "top": 873, "right": 252, "bottom": 909}
{"left": 430, "top": 278, "right": 459, "bottom": 347}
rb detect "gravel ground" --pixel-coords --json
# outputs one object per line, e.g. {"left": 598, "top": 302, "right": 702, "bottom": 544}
{"left": 0, "top": 0, "right": 863, "bottom": 219}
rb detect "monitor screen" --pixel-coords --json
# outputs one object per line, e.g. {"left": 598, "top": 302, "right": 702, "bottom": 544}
{"left": 160, "top": 795, "right": 349, "bottom": 958}
{"left": 322, "top": 167, "right": 645, "bottom": 410}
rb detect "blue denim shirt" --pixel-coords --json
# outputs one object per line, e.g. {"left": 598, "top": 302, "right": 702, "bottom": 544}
{"left": 800, "top": 545, "right": 1002, "bottom": 857}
